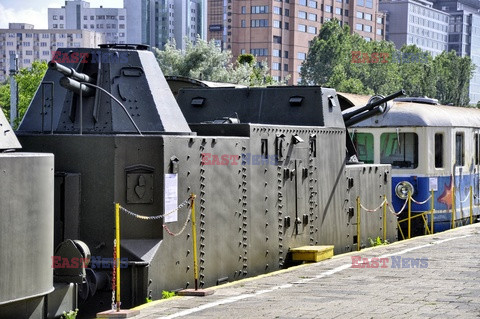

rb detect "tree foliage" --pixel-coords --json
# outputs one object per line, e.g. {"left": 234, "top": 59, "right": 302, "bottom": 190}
{"left": 0, "top": 60, "right": 48, "bottom": 127}
{"left": 154, "top": 37, "right": 285, "bottom": 86}
{"left": 300, "top": 20, "right": 475, "bottom": 106}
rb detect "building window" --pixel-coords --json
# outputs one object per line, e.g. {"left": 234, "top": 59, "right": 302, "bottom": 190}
{"left": 308, "top": 0, "right": 317, "bottom": 8}
{"left": 364, "top": 25, "right": 372, "bottom": 32}
{"left": 273, "top": 49, "right": 281, "bottom": 57}
{"left": 241, "top": 20, "right": 246, "bottom": 27}
{"left": 299, "top": 0, "right": 307, "bottom": 5}
{"left": 377, "top": 17, "right": 383, "bottom": 24}
{"left": 356, "top": 23, "right": 363, "bottom": 31}
{"left": 298, "top": 24, "right": 307, "bottom": 32}
{"left": 298, "top": 11, "right": 307, "bottom": 19}
{"left": 308, "top": 26, "right": 317, "bottom": 34}
{"left": 345, "top": 9, "right": 349, "bottom": 16}
{"left": 308, "top": 13, "right": 317, "bottom": 21}
{"left": 59, "top": 24, "right": 64, "bottom": 29}
{"left": 273, "top": 7, "right": 282, "bottom": 15}
{"left": 250, "top": 48, "right": 268, "bottom": 56}
{"left": 90, "top": 16, "right": 94, "bottom": 20}
{"left": 53, "top": 15, "right": 58, "bottom": 20}
{"left": 285, "top": 22, "right": 289, "bottom": 29}
{"left": 273, "top": 36, "right": 282, "bottom": 44}
{"left": 53, "top": 24, "right": 58, "bottom": 28}
{"left": 241, "top": 6, "right": 246, "bottom": 14}
{"left": 376, "top": 29, "right": 383, "bottom": 35}
{"left": 59, "top": 15, "right": 64, "bottom": 20}
{"left": 366, "top": 0, "right": 373, "bottom": 8}
{"left": 22, "top": 41, "right": 31, "bottom": 46}
{"left": 272, "top": 62, "right": 280, "bottom": 70}
{"left": 273, "top": 20, "right": 282, "bottom": 28}
{"left": 283, "top": 64, "right": 288, "bottom": 71}
{"left": 251, "top": 19, "right": 268, "bottom": 27}
{"left": 119, "top": 24, "right": 125, "bottom": 29}
{"left": 285, "top": 9, "right": 289, "bottom": 16}
{"left": 284, "top": 51, "right": 289, "bottom": 58}
{"left": 358, "top": 0, "right": 364, "bottom": 6}
{"left": 356, "top": 11, "right": 363, "bottom": 19}
{"left": 40, "top": 42, "right": 47, "bottom": 47}
{"left": 298, "top": 52, "right": 306, "bottom": 60}
{"left": 335, "top": 8, "right": 342, "bottom": 15}
{"left": 119, "top": 16, "right": 125, "bottom": 20}
{"left": 6, "top": 41, "right": 14, "bottom": 46}
{"left": 252, "top": 5, "right": 269, "bottom": 14}
{"left": 325, "top": 5, "right": 332, "bottom": 13}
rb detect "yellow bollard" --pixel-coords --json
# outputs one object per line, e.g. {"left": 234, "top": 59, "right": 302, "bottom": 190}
{"left": 115, "top": 203, "right": 121, "bottom": 311}
{"left": 430, "top": 189, "right": 434, "bottom": 234}
{"left": 383, "top": 195, "right": 387, "bottom": 242}
{"left": 356, "top": 196, "right": 361, "bottom": 251}
{"left": 470, "top": 185, "right": 473, "bottom": 225}
{"left": 190, "top": 194, "right": 199, "bottom": 290}
{"left": 452, "top": 186, "right": 456, "bottom": 229}
{"left": 407, "top": 190, "right": 411, "bottom": 239}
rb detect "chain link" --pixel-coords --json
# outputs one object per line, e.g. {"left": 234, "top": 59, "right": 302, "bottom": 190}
{"left": 410, "top": 194, "right": 432, "bottom": 205}
{"left": 118, "top": 197, "right": 191, "bottom": 220}
{"left": 163, "top": 208, "right": 192, "bottom": 237}
{"left": 458, "top": 188, "right": 471, "bottom": 203}
{"left": 360, "top": 198, "right": 387, "bottom": 213}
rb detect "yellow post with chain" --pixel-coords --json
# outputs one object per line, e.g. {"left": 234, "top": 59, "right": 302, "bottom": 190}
{"left": 383, "top": 195, "right": 387, "bottom": 242}
{"left": 356, "top": 196, "right": 360, "bottom": 251}
{"left": 470, "top": 185, "right": 473, "bottom": 225}
{"left": 430, "top": 189, "right": 434, "bottom": 234}
{"left": 190, "top": 194, "right": 199, "bottom": 290}
{"left": 407, "top": 190, "right": 411, "bottom": 239}
{"left": 115, "top": 203, "right": 121, "bottom": 311}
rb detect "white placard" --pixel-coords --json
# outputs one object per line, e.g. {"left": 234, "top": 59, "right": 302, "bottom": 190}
{"left": 429, "top": 177, "right": 438, "bottom": 192}
{"left": 164, "top": 174, "right": 178, "bottom": 223}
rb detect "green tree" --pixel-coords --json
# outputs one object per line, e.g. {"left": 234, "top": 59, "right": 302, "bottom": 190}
{"left": 0, "top": 60, "right": 48, "bottom": 127}
{"left": 155, "top": 38, "right": 283, "bottom": 86}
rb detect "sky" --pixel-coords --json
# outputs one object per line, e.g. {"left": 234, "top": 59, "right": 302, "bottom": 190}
{"left": 0, "top": 0, "right": 124, "bottom": 29}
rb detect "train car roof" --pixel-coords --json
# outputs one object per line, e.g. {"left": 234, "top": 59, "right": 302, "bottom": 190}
{"left": 339, "top": 93, "right": 480, "bottom": 128}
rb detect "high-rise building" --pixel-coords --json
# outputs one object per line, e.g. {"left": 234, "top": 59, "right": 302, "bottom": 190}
{"left": 380, "top": 0, "right": 449, "bottom": 56}
{"left": 124, "top": 0, "right": 207, "bottom": 50}
{"left": 48, "top": 0, "right": 127, "bottom": 44}
{"left": 207, "top": 0, "right": 386, "bottom": 84}
{"left": 0, "top": 23, "right": 104, "bottom": 82}
{"left": 432, "top": 0, "right": 480, "bottom": 103}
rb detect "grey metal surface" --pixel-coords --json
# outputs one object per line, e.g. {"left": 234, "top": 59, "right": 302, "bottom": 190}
{"left": 17, "top": 47, "right": 191, "bottom": 134}
{"left": 176, "top": 86, "right": 345, "bottom": 129}
{"left": 0, "top": 153, "right": 54, "bottom": 307}
{"left": 0, "top": 107, "right": 21, "bottom": 150}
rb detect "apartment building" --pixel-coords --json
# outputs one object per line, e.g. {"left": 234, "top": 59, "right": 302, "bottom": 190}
{"left": 380, "top": 0, "right": 449, "bottom": 56}
{"left": 0, "top": 23, "right": 104, "bottom": 82}
{"left": 48, "top": 0, "right": 126, "bottom": 44}
{"left": 208, "top": 0, "right": 386, "bottom": 84}
{"left": 124, "top": 0, "right": 207, "bottom": 50}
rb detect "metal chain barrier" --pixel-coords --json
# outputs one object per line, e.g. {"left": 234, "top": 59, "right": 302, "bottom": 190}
{"left": 119, "top": 197, "right": 191, "bottom": 220}
{"left": 387, "top": 198, "right": 408, "bottom": 216}
{"left": 458, "top": 188, "right": 471, "bottom": 203}
{"left": 111, "top": 239, "right": 117, "bottom": 311}
{"left": 410, "top": 194, "right": 432, "bottom": 205}
{"left": 163, "top": 208, "right": 192, "bottom": 237}
{"left": 360, "top": 198, "right": 387, "bottom": 213}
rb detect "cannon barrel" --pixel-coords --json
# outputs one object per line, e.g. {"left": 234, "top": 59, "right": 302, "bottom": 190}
{"left": 60, "top": 77, "right": 95, "bottom": 97}
{"left": 343, "top": 89, "right": 405, "bottom": 127}
{"left": 49, "top": 61, "right": 95, "bottom": 84}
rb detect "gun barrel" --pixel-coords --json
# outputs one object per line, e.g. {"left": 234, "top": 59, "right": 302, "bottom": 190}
{"left": 343, "top": 89, "right": 405, "bottom": 125}
{"left": 49, "top": 61, "right": 94, "bottom": 84}
{"left": 60, "top": 77, "right": 95, "bottom": 97}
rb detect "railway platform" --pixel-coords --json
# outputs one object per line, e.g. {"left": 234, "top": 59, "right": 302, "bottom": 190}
{"left": 128, "top": 223, "right": 480, "bottom": 319}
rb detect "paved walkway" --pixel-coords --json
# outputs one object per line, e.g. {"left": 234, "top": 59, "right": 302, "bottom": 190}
{"left": 131, "top": 223, "right": 480, "bottom": 319}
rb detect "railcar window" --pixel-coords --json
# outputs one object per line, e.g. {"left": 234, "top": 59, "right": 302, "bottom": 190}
{"left": 435, "top": 133, "right": 443, "bottom": 168}
{"left": 475, "top": 133, "right": 479, "bottom": 165}
{"left": 456, "top": 132, "right": 464, "bottom": 166}
{"left": 380, "top": 133, "right": 418, "bottom": 168}
{"left": 352, "top": 133, "right": 373, "bottom": 163}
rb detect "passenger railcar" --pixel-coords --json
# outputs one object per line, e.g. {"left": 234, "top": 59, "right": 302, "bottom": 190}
{"left": 346, "top": 96, "right": 480, "bottom": 233}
